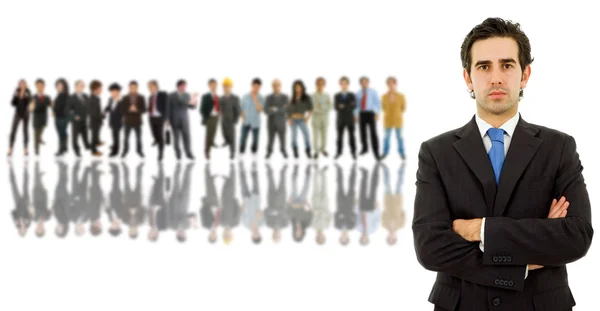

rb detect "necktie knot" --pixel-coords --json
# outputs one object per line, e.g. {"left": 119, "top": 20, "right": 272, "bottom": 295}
{"left": 487, "top": 128, "right": 505, "bottom": 143}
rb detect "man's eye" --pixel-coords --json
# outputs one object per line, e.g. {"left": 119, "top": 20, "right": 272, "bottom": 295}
{"left": 504, "top": 64, "right": 514, "bottom": 69}
{"left": 479, "top": 65, "right": 489, "bottom": 70}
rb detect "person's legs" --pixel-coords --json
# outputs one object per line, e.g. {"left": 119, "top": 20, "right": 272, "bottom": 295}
{"left": 81, "top": 122, "right": 90, "bottom": 150}
{"left": 367, "top": 114, "right": 380, "bottom": 159}
{"left": 359, "top": 113, "right": 367, "bottom": 153}
{"left": 72, "top": 122, "right": 81, "bottom": 155}
{"left": 9, "top": 114, "right": 21, "bottom": 150}
{"left": 22, "top": 116, "right": 29, "bottom": 150}
{"left": 250, "top": 127, "right": 260, "bottom": 154}
{"left": 348, "top": 123, "right": 357, "bottom": 157}
{"left": 382, "top": 128, "right": 392, "bottom": 156}
{"left": 299, "top": 121, "right": 311, "bottom": 150}
{"left": 121, "top": 126, "right": 131, "bottom": 156}
{"left": 111, "top": 127, "right": 120, "bottom": 155}
{"left": 336, "top": 122, "right": 344, "bottom": 156}
{"left": 396, "top": 128, "right": 405, "bottom": 157}
{"left": 266, "top": 127, "right": 276, "bottom": 155}
{"left": 312, "top": 119, "right": 320, "bottom": 154}
{"left": 181, "top": 119, "right": 193, "bottom": 158}
{"left": 321, "top": 119, "right": 328, "bottom": 153}
{"left": 34, "top": 127, "right": 42, "bottom": 155}
{"left": 135, "top": 126, "right": 143, "bottom": 156}
{"left": 172, "top": 123, "right": 182, "bottom": 159}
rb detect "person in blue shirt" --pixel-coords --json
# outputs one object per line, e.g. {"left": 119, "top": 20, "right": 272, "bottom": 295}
{"left": 354, "top": 76, "right": 381, "bottom": 160}
{"left": 240, "top": 78, "right": 264, "bottom": 156}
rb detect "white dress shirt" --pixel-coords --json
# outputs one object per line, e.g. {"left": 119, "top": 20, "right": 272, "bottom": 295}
{"left": 474, "top": 111, "right": 529, "bottom": 278}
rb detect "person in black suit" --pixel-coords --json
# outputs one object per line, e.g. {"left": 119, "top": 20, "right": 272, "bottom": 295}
{"left": 88, "top": 80, "right": 103, "bottom": 156}
{"left": 67, "top": 80, "right": 91, "bottom": 157}
{"left": 8, "top": 79, "right": 31, "bottom": 157}
{"left": 104, "top": 83, "right": 123, "bottom": 157}
{"left": 264, "top": 163, "right": 288, "bottom": 243}
{"left": 200, "top": 163, "right": 221, "bottom": 244}
{"left": 53, "top": 160, "right": 70, "bottom": 238}
{"left": 333, "top": 76, "right": 357, "bottom": 160}
{"left": 334, "top": 163, "right": 357, "bottom": 246}
{"left": 10, "top": 162, "right": 30, "bottom": 237}
{"left": 147, "top": 80, "right": 169, "bottom": 161}
{"left": 53, "top": 78, "right": 70, "bottom": 156}
{"left": 118, "top": 80, "right": 146, "bottom": 158}
{"left": 32, "top": 161, "right": 50, "bottom": 238}
{"left": 31, "top": 79, "right": 51, "bottom": 156}
{"left": 200, "top": 78, "right": 220, "bottom": 159}
{"left": 412, "top": 18, "right": 593, "bottom": 311}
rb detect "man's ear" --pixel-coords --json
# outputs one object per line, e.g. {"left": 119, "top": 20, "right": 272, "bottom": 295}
{"left": 463, "top": 68, "right": 473, "bottom": 92}
{"left": 520, "top": 65, "right": 532, "bottom": 89}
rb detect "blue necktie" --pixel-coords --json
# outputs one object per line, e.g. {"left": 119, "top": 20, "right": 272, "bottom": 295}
{"left": 487, "top": 128, "right": 505, "bottom": 184}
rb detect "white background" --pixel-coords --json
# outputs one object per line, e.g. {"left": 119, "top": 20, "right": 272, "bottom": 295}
{"left": 1, "top": 0, "right": 598, "bottom": 310}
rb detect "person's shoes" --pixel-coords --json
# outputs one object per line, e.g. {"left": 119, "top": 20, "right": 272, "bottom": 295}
{"left": 121, "top": 151, "right": 128, "bottom": 158}
{"left": 265, "top": 152, "right": 272, "bottom": 160}
{"left": 186, "top": 154, "right": 195, "bottom": 160}
{"left": 158, "top": 154, "right": 163, "bottom": 161}
{"left": 352, "top": 153, "right": 357, "bottom": 160}
{"left": 334, "top": 153, "right": 341, "bottom": 160}
{"left": 97, "top": 141, "right": 104, "bottom": 146}
{"left": 7, "top": 149, "right": 13, "bottom": 157}
{"left": 282, "top": 150, "right": 288, "bottom": 159}
{"left": 92, "top": 151, "right": 103, "bottom": 157}
{"left": 380, "top": 153, "right": 388, "bottom": 161}
{"left": 75, "top": 150, "right": 81, "bottom": 157}
{"left": 204, "top": 151, "right": 210, "bottom": 160}
{"left": 152, "top": 141, "right": 157, "bottom": 146}
{"left": 360, "top": 150, "right": 368, "bottom": 156}
{"left": 305, "top": 148, "right": 311, "bottom": 159}
{"left": 176, "top": 153, "right": 182, "bottom": 161}
{"left": 137, "top": 150, "right": 145, "bottom": 158}
{"left": 109, "top": 152, "right": 118, "bottom": 158}
{"left": 322, "top": 150, "right": 328, "bottom": 157}
{"left": 293, "top": 147, "right": 299, "bottom": 159}
{"left": 401, "top": 154, "right": 406, "bottom": 161}
{"left": 313, "top": 153, "right": 319, "bottom": 159}
{"left": 230, "top": 153, "right": 235, "bottom": 160}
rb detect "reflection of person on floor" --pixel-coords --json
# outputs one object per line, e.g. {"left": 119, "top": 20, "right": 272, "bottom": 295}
{"left": 32, "top": 162, "right": 50, "bottom": 238}
{"left": 10, "top": 162, "right": 31, "bottom": 237}
{"left": 148, "top": 163, "right": 168, "bottom": 242}
{"left": 169, "top": 163, "right": 197, "bottom": 243}
{"left": 382, "top": 163, "right": 405, "bottom": 245}
{"left": 288, "top": 165, "right": 313, "bottom": 243}
{"left": 221, "top": 163, "right": 241, "bottom": 244}
{"left": 122, "top": 162, "right": 146, "bottom": 239}
{"left": 240, "top": 161, "right": 263, "bottom": 244}
{"left": 68, "top": 160, "right": 90, "bottom": 237}
{"left": 88, "top": 161, "right": 105, "bottom": 236}
{"left": 200, "top": 163, "right": 221, "bottom": 244}
{"left": 264, "top": 164, "right": 288, "bottom": 243}
{"left": 335, "top": 163, "right": 357, "bottom": 246}
{"left": 53, "top": 160, "right": 70, "bottom": 238}
{"left": 107, "top": 163, "right": 123, "bottom": 237}
{"left": 357, "top": 164, "right": 382, "bottom": 246}
{"left": 311, "top": 164, "right": 330, "bottom": 245}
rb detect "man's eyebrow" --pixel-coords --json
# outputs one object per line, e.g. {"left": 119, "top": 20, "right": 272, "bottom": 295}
{"left": 474, "top": 58, "right": 517, "bottom": 67}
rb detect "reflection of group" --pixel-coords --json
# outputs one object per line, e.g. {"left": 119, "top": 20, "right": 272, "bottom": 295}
{"left": 9, "top": 160, "right": 405, "bottom": 245}
{"left": 8, "top": 76, "right": 407, "bottom": 162}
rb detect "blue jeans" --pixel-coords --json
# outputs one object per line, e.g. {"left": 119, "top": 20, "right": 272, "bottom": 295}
{"left": 383, "top": 127, "right": 405, "bottom": 156}
{"left": 291, "top": 119, "right": 310, "bottom": 149}
{"left": 240, "top": 125, "right": 260, "bottom": 153}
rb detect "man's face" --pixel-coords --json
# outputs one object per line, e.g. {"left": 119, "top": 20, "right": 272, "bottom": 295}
{"left": 223, "top": 84, "right": 232, "bottom": 94}
{"left": 316, "top": 80, "right": 325, "bottom": 91}
{"left": 35, "top": 82, "right": 45, "bottom": 94}
{"left": 209, "top": 82, "right": 217, "bottom": 93}
{"left": 360, "top": 79, "right": 369, "bottom": 89}
{"left": 129, "top": 84, "right": 138, "bottom": 94}
{"left": 178, "top": 83, "right": 186, "bottom": 93}
{"left": 464, "top": 37, "right": 530, "bottom": 116}
{"left": 340, "top": 80, "right": 349, "bottom": 91}
{"left": 272, "top": 81, "right": 281, "bottom": 93}
{"left": 148, "top": 83, "right": 157, "bottom": 94}
{"left": 387, "top": 80, "right": 396, "bottom": 91}
{"left": 251, "top": 83, "right": 261, "bottom": 93}
{"left": 110, "top": 90, "right": 120, "bottom": 98}
{"left": 76, "top": 82, "right": 85, "bottom": 93}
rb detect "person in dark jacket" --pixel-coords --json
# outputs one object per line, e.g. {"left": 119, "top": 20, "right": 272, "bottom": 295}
{"left": 88, "top": 80, "right": 103, "bottom": 156}
{"left": 53, "top": 78, "right": 70, "bottom": 156}
{"left": 334, "top": 76, "right": 357, "bottom": 160}
{"left": 118, "top": 80, "right": 146, "bottom": 158}
{"left": 147, "top": 80, "right": 169, "bottom": 161}
{"left": 30, "top": 79, "right": 51, "bottom": 156}
{"left": 8, "top": 79, "right": 31, "bottom": 157}
{"left": 67, "top": 80, "right": 90, "bottom": 157}
{"left": 104, "top": 83, "right": 123, "bottom": 157}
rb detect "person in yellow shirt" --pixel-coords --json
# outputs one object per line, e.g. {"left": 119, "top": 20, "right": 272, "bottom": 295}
{"left": 381, "top": 77, "right": 406, "bottom": 160}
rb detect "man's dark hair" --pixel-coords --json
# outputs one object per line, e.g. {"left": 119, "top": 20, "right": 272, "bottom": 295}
{"left": 177, "top": 79, "right": 186, "bottom": 87}
{"left": 90, "top": 80, "right": 102, "bottom": 92}
{"left": 35, "top": 78, "right": 45, "bottom": 85}
{"left": 108, "top": 83, "right": 122, "bottom": 91}
{"left": 461, "top": 17, "right": 534, "bottom": 98}
{"left": 359, "top": 76, "right": 369, "bottom": 83}
{"left": 252, "top": 78, "right": 262, "bottom": 86}
{"left": 315, "top": 77, "right": 325, "bottom": 84}
{"left": 129, "top": 80, "right": 138, "bottom": 86}
{"left": 148, "top": 80, "right": 159, "bottom": 88}
{"left": 208, "top": 78, "right": 217, "bottom": 85}
{"left": 339, "top": 76, "right": 349, "bottom": 84}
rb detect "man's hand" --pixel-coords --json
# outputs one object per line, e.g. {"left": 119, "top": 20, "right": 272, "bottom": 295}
{"left": 452, "top": 218, "right": 483, "bottom": 242}
{"left": 374, "top": 113, "right": 379, "bottom": 122}
{"left": 527, "top": 264, "right": 544, "bottom": 271}
{"left": 288, "top": 119, "right": 293, "bottom": 126}
{"left": 338, "top": 104, "right": 344, "bottom": 109}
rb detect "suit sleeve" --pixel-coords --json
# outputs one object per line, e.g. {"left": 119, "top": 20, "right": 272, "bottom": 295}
{"left": 413, "top": 141, "right": 528, "bottom": 291}
{"left": 482, "top": 135, "right": 593, "bottom": 266}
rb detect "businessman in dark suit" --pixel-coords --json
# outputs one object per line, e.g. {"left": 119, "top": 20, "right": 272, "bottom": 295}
{"left": 118, "top": 80, "right": 146, "bottom": 158}
{"left": 199, "top": 78, "right": 220, "bottom": 159}
{"left": 334, "top": 76, "right": 357, "bottom": 160}
{"left": 104, "top": 83, "right": 123, "bottom": 157}
{"left": 412, "top": 18, "right": 593, "bottom": 311}
{"left": 168, "top": 79, "right": 198, "bottom": 160}
{"left": 67, "top": 80, "right": 90, "bottom": 157}
{"left": 147, "top": 80, "right": 169, "bottom": 161}
{"left": 88, "top": 80, "right": 103, "bottom": 156}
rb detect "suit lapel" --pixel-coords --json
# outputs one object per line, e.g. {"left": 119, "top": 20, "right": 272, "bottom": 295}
{"left": 453, "top": 116, "right": 497, "bottom": 215}
{"left": 492, "top": 116, "right": 541, "bottom": 216}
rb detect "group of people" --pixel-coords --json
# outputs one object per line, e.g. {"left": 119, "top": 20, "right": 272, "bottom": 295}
{"left": 10, "top": 160, "right": 405, "bottom": 245}
{"left": 8, "top": 76, "right": 407, "bottom": 161}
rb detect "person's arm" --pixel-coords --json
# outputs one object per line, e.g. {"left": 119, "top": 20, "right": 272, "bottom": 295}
{"left": 481, "top": 135, "right": 592, "bottom": 267}
{"left": 413, "top": 141, "right": 528, "bottom": 291}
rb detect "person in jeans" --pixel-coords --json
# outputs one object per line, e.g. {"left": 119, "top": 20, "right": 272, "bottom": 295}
{"left": 287, "top": 80, "right": 313, "bottom": 158}
{"left": 380, "top": 76, "right": 406, "bottom": 160}
{"left": 8, "top": 79, "right": 31, "bottom": 157}
{"left": 240, "top": 78, "right": 264, "bottom": 156}
{"left": 52, "top": 78, "right": 70, "bottom": 156}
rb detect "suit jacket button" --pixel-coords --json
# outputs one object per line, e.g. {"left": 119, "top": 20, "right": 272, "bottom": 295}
{"left": 493, "top": 298, "right": 501, "bottom": 306}
{"left": 502, "top": 280, "right": 508, "bottom": 286}
{"left": 508, "top": 281, "right": 514, "bottom": 287}
{"left": 494, "top": 279, "right": 500, "bottom": 285}
{"left": 493, "top": 256, "right": 498, "bottom": 262}
{"left": 507, "top": 256, "right": 512, "bottom": 262}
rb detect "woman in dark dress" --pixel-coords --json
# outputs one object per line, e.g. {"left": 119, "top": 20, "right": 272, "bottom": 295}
{"left": 8, "top": 79, "right": 32, "bottom": 156}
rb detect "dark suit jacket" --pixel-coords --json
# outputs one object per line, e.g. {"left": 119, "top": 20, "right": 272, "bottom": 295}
{"left": 412, "top": 114, "right": 593, "bottom": 311}
{"left": 200, "top": 93, "right": 217, "bottom": 125}
{"left": 88, "top": 95, "right": 103, "bottom": 128}
{"left": 148, "top": 91, "right": 169, "bottom": 121}
{"left": 104, "top": 98, "right": 123, "bottom": 129}
{"left": 67, "top": 93, "right": 89, "bottom": 122}
{"left": 119, "top": 94, "right": 146, "bottom": 127}
{"left": 32, "top": 94, "right": 51, "bottom": 128}
{"left": 334, "top": 92, "right": 356, "bottom": 126}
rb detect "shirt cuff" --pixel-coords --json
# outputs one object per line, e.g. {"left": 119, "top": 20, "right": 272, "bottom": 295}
{"left": 525, "top": 266, "right": 529, "bottom": 279}
{"left": 479, "top": 217, "right": 486, "bottom": 252}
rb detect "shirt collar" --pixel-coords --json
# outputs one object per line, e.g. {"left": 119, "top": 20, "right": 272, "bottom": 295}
{"left": 475, "top": 111, "right": 520, "bottom": 138}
